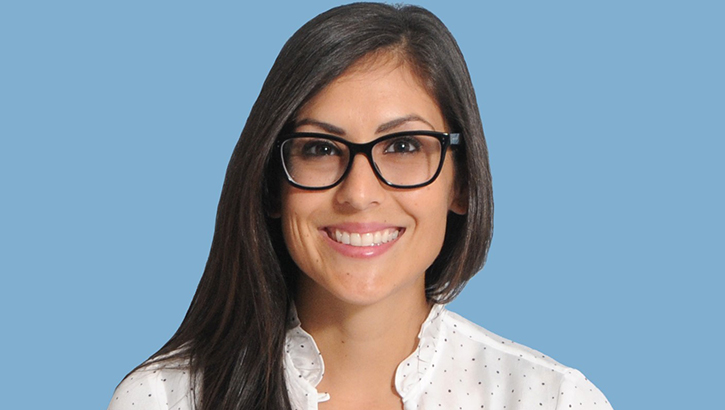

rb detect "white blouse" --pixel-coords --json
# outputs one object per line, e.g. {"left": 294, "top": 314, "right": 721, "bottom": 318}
{"left": 108, "top": 305, "right": 612, "bottom": 410}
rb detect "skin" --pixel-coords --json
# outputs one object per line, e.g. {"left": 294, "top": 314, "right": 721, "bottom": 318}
{"left": 279, "top": 54, "right": 466, "bottom": 410}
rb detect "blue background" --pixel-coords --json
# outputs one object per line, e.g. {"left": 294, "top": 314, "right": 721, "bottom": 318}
{"left": 1, "top": 1, "right": 722, "bottom": 409}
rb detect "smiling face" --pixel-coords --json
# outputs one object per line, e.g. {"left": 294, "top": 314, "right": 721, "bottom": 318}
{"left": 280, "top": 55, "right": 465, "bottom": 308}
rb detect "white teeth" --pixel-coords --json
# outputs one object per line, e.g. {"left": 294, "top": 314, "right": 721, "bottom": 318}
{"left": 361, "top": 233, "right": 373, "bottom": 246}
{"left": 332, "top": 228, "right": 401, "bottom": 247}
{"left": 350, "top": 233, "right": 362, "bottom": 246}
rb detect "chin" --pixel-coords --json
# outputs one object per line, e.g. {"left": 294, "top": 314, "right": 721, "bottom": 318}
{"left": 307, "top": 269, "right": 425, "bottom": 308}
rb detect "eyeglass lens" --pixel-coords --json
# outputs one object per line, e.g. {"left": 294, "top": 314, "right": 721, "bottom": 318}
{"left": 280, "top": 134, "right": 444, "bottom": 188}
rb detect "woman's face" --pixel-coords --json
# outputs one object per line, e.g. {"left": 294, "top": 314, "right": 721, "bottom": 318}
{"left": 280, "top": 56, "right": 465, "bottom": 307}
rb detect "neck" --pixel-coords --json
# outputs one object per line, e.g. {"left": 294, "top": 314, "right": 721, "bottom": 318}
{"left": 295, "top": 276, "right": 431, "bottom": 403}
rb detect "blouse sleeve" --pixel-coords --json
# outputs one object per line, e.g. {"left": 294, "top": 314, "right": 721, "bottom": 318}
{"left": 107, "top": 365, "right": 193, "bottom": 410}
{"left": 556, "top": 368, "right": 613, "bottom": 410}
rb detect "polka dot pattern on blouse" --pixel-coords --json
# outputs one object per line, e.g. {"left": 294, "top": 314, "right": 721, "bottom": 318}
{"left": 109, "top": 305, "right": 612, "bottom": 410}
{"left": 108, "top": 360, "right": 194, "bottom": 410}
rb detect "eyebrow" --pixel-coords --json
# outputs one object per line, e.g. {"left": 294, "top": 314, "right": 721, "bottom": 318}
{"left": 294, "top": 114, "right": 436, "bottom": 136}
{"left": 294, "top": 118, "right": 346, "bottom": 135}
{"left": 376, "top": 115, "right": 435, "bottom": 133}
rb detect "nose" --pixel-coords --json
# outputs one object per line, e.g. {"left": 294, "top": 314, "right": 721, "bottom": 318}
{"left": 334, "top": 153, "right": 385, "bottom": 210}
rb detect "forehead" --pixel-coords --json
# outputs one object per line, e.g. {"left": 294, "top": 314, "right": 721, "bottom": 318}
{"left": 295, "top": 54, "right": 444, "bottom": 133}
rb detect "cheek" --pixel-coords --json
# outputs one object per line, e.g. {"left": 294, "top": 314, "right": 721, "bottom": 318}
{"left": 421, "top": 166, "right": 458, "bottom": 215}
{"left": 279, "top": 190, "right": 325, "bottom": 272}
{"left": 405, "top": 189, "right": 452, "bottom": 237}
{"left": 408, "top": 171, "right": 458, "bottom": 245}
{"left": 421, "top": 203, "right": 452, "bottom": 244}
{"left": 281, "top": 213, "right": 313, "bottom": 274}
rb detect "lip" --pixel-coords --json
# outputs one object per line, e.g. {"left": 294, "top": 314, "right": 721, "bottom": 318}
{"left": 320, "top": 222, "right": 404, "bottom": 258}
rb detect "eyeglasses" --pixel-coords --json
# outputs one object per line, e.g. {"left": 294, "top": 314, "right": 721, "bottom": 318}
{"left": 277, "top": 130, "right": 461, "bottom": 190}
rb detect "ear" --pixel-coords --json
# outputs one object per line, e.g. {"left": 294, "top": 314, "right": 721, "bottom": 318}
{"left": 449, "top": 194, "right": 467, "bottom": 215}
{"left": 449, "top": 179, "right": 468, "bottom": 215}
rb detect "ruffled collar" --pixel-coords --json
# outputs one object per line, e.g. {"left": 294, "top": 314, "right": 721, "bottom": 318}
{"left": 284, "top": 308, "right": 325, "bottom": 387}
{"left": 394, "top": 304, "right": 445, "bottom": 400}
{"left": 283, "top": 304, "right": 446, "bottom": 404}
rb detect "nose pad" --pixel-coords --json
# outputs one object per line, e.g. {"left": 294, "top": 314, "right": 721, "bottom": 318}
{"left": 334, "top": 153, "right": 385, "bottom": 210}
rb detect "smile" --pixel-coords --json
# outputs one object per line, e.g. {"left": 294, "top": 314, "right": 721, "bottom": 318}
{"left": 327, "top": 228, "right": 402, "bottom": 247}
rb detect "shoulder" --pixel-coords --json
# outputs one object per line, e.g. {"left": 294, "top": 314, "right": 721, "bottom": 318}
{"left": 439, "top": 307, "right": 565, "bottom": 366}
{"left": 107, "top": 359, "right": 195, "bottom": 410}
{"left": 431, "top": 307, "right": 613, "bottom": 409}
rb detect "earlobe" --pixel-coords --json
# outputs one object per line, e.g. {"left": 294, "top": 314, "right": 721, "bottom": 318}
{"left": 449, "top": 195, "right": 468, "bottom": 215}
{"left": 449, "top": 180, "right": 468, "bottom": 215}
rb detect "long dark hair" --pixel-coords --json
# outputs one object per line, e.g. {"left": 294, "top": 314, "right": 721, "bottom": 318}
{"left": 140, "top": 3, "right": 493, "bottom": 409}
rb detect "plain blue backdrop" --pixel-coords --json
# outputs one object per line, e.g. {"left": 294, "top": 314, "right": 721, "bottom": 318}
{"left": 1, "top": 1, "right": 722, "bottom": 409}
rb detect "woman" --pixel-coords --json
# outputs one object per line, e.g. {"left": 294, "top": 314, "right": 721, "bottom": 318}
{"left": 109, "top": 3, "right": 612, "bottom": 410}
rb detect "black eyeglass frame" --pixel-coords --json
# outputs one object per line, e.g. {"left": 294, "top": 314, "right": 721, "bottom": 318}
{"left": 276, "top": 130, "right": 461, "bottom": 190}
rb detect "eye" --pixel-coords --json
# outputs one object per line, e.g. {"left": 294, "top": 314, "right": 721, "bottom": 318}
{"left": 383, "top": 136, "right": 422, "bottom": 154}
{"left": 301, "top": 139, "right": 342, "bottom": 157}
